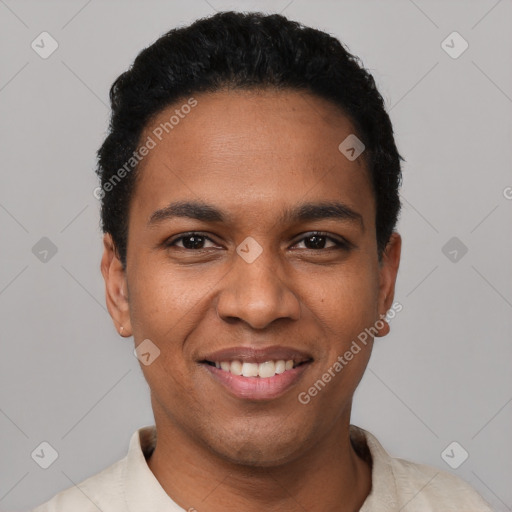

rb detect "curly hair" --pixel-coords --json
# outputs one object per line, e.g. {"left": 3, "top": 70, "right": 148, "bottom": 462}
{"left": 96, "top": 10, "right": 402, "bottom": 268}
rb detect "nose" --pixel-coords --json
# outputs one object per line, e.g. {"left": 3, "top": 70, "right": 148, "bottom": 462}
{"left": 216, "top": 247, "right": 301, "bottom": 330}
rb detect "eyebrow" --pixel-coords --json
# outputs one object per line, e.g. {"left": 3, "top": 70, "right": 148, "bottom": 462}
{"left": 147, "top": 200, "right": 364, "bottom": 230}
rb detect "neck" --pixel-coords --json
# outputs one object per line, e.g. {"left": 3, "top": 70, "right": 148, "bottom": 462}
{"left": 146, "top": 414, "right": 372, "bottom": 512}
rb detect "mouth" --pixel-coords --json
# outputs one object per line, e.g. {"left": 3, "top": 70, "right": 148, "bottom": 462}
{"left": 199, "top": 346, "right": 313, "bottom": 401}
{"left": 202, "top": 359, "right": 308, "bottom": 378}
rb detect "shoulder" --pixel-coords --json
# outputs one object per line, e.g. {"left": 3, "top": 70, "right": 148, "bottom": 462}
{"left": 390, "top": 455, "right": 493, "bottom": 511}
{"left": 31, "top": 457, "right": 126, "bottom": 512}
{"left": 351, "top": 425, "right": 493, "bottom": 512}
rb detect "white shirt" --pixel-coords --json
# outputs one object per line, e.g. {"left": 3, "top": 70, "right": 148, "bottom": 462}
{"left": 32, "top": 425, "right": 492, "bottom": 511}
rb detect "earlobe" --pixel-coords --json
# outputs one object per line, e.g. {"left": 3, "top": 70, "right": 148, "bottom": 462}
{"left": 376, "top": 317, "right": 390, "bottom": 337}
{"left": 100, "top": 233, "right": 133, "bottom": 337}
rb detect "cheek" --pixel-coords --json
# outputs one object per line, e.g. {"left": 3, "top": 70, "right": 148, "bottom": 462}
{"left": 304, "top": 261, "right": 380, "bottom": 338}
{"left": 127, "top": 263, "right": 211, "bottom": 339}
{"left": 126, "top": 265, "right": 213, "bottom": 386}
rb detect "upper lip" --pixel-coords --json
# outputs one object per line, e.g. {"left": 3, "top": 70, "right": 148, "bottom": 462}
{"left": 200, "top": 345, "right": 313, "bottom": 364}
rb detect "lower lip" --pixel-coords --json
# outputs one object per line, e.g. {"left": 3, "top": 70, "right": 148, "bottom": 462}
{"left": 203, "top": 363, "right": 310, "bottom": 401}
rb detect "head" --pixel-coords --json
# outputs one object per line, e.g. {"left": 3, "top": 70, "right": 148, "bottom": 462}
{"left": 99, "top": 11, "right": 402, "bottom": 466}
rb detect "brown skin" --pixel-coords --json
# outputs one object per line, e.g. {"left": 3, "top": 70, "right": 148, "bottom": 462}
{"left": 101, "top": 89, "right": 401, "bottom": 512}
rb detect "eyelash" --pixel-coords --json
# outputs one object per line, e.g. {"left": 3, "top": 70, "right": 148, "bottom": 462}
{"left": 164, "top": 231, "right": 351, "bottom": 251}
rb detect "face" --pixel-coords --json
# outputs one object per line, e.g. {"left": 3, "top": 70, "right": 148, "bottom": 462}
{"left": 102, "top": 89, "right": 401, "bottom": 466}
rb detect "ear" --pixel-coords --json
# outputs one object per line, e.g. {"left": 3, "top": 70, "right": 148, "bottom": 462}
{"left": 100, "top": 233, "right": 132, "bottom": 337}
{"left": 375, "top": 232, "right": 402, "bottom": 337}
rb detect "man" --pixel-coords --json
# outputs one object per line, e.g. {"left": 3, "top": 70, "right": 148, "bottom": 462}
{"left": 33, "top": 11, "right": 492, "bottom": 512}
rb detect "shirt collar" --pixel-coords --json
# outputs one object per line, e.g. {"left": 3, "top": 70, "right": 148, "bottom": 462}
{"left": 351, "top": 425, "right": 398, "bottom": 511}
{"left": 123, "top": 425, "right": 183, "bottom": 511}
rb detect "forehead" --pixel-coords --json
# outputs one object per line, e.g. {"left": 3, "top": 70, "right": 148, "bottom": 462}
{"left": 131, "top": 89, "right": 374, "bottom": 230}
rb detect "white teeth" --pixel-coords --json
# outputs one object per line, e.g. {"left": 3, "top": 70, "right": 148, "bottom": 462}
{"left": 242, "top": 362, "right": 259, "bottom": 377}
{"left": 275, "top": 360, "right": 286, "bottom": 374}
{"left": 230, "top": 360, "right": 243, "bottom": 375}
{"left": 214, "top": 359, "right": 297, "bottom": 378}
{"left": 258, "top": 361, "right": 275, "bottom": 378}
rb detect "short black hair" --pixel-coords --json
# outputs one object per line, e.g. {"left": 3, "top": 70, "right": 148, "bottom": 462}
{"left": 96, "top": 11, "right": 402, "bottom": 268}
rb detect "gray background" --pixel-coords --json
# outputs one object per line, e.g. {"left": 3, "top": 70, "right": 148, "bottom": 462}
{"left": 1, "top": 0, "right": 511, "bottom": 510}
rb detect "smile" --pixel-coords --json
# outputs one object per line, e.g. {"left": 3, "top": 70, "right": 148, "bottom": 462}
{"left": 199, "top": 346, "right": 313, "bottom": 400}
{"left": 205, "top": 359, "right": 302, "bottom": 378}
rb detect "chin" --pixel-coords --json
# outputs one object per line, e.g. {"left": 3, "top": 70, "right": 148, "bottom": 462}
{"left": 206, "top": 424, "right": 309, "bottom": 468}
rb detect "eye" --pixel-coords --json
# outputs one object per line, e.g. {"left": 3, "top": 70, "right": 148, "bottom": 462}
{"left": 165, "top": 232, "right": 218, "bottom": 250}
{"left": 164, "top": 231, "right": 351, "bottom": 252}
{"left": 293, "top": 232, "right": 350, "bottom": 250}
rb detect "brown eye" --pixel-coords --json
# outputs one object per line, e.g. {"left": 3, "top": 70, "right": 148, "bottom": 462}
{"left": 294, "top": 232, "right": 349, "bottom": 250}
{"left": 302, "top": 234, "right": 330, "bottom": 249}
{"left": 181, "top": 235, "right": 207, "bottom": 249}
{"left": 165, "top": 233, "right": 216, "bottom": 250}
